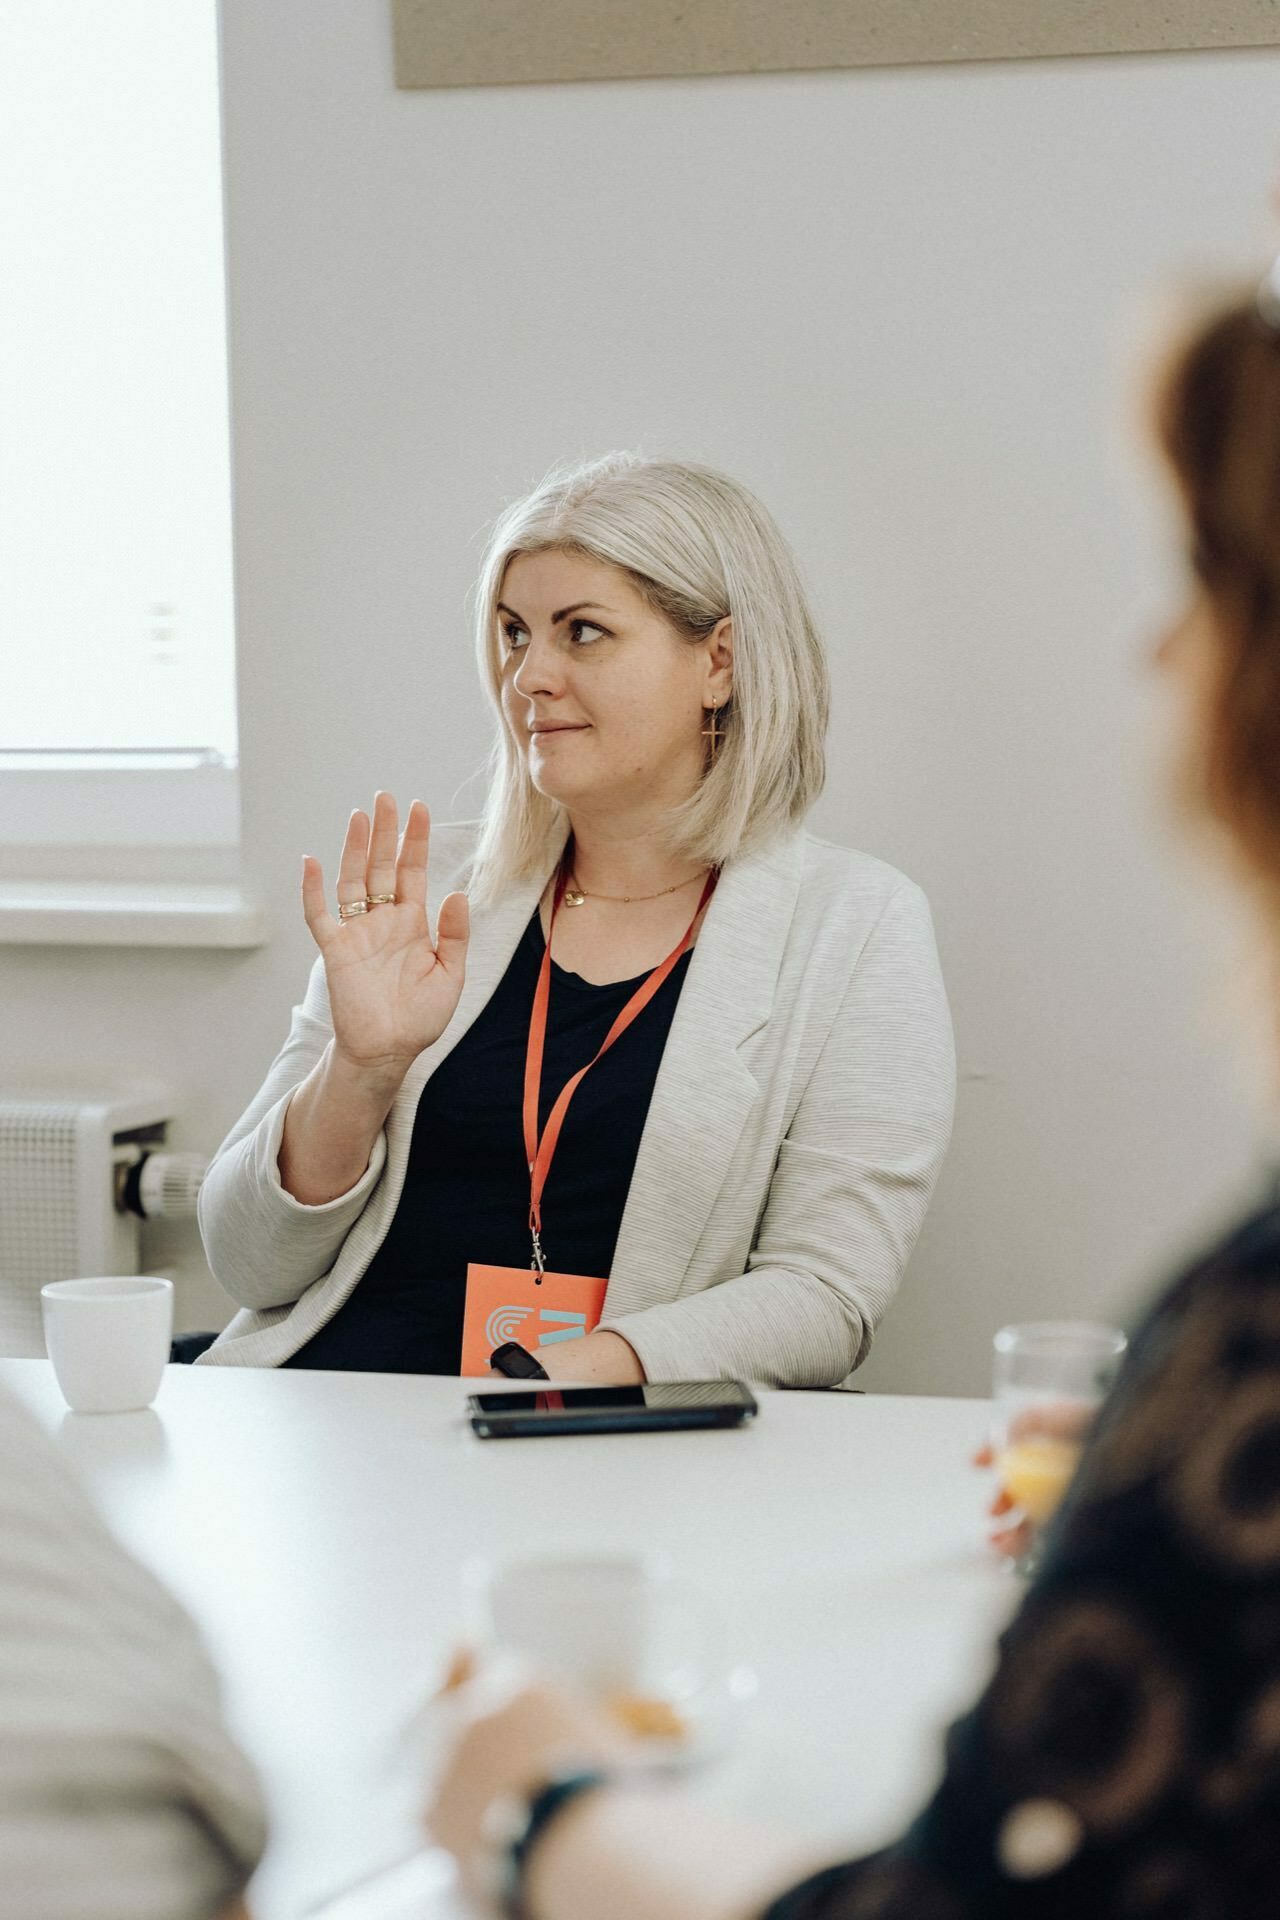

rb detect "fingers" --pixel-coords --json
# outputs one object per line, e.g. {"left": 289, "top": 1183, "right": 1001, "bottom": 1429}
{"left": 990, "top": 1518, "right": 1033, "bottom": 1561}
{"left": 366, "top": 791, "right": 400, "bottom": 900}
{"left": 434, "top": 890, "right": 470, "bottom": 979}
{"left": 395, "top": 799, "right": 430, "bottom": 908}
{"left": 324, "top": 795, "right": 441, "bottom": 928}
{"left": 437, "top": 1645, "right": 479, "bottom": 1697}
{"left": 301, "top": 856, "right": 339, "bottom": 951}
{"left": 336, "top": 810, "right": 372, "bottom": 912}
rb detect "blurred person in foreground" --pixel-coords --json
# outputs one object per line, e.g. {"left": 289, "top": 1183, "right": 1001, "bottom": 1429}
{"left": 0, "top": 1384, "right": 265, "bottom": 1920}
{"left": 427, "top": 270, "right": 1280, "bottom": 1919}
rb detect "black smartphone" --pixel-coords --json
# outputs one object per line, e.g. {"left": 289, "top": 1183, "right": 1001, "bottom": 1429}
{"left": 467, "top": 1380, "right": 759, "bottom": 1438}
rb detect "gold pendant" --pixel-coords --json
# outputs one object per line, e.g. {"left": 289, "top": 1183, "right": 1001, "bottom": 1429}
{"left": 563, "top": 888, "right": 586, "bottom": 908}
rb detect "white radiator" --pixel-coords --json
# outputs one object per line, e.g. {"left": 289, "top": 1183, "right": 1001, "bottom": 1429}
{"left": 0, "top": 1091, "right": 172, "bottom": 1357}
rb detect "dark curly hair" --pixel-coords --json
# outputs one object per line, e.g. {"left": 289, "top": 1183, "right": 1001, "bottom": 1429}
{"left": 1153, "top": 294, "right": 1280, "bottom": 892}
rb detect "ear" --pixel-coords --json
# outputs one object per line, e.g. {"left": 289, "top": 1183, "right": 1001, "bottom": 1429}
{"left": 704, "top": 616, "right": 734, "bottom": 702}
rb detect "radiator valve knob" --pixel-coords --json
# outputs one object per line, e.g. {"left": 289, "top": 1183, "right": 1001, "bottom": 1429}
{"left": 121, "top": 1152, "right": 209, "bottom": 1220}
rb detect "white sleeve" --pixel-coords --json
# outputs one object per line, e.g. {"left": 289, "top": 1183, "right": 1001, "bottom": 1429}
{"left": 0, "top": 1388, "right": 268, "bottom": 1920}
{"left": 198, "top": 953, "right": 388, "bottom": 1311}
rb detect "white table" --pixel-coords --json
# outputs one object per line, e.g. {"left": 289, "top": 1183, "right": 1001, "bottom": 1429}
{"left": 0, "top": 1361, "right": 1015, "bottom": 1920}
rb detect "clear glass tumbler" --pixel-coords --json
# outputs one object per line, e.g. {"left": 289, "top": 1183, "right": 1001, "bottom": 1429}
{"left": 991, "top": 1319, "right": 1127, "bottom": 1573}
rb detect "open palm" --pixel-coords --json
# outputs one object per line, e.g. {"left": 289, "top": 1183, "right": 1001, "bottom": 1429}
{"left": 301, "top": 794, "right": 470, "bottom": 1074}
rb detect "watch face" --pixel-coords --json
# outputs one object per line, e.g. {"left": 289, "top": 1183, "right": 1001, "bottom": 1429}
{"left": 491, "top": 1342, "right": 546, "bottom": 1378}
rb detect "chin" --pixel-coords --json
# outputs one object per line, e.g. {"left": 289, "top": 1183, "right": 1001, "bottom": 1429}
{"left": 526, "top": 761, "right": 578, "bottom": 802}
{"left": 526, "top": 743, "right": 595, "bottom": 801}
{"left": 531, "top": 778, "right": 594, "bottom": 811}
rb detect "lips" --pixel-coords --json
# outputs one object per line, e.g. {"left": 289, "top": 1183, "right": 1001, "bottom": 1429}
{"left": 530, "top": 724, "right": 589, "bottom": 735}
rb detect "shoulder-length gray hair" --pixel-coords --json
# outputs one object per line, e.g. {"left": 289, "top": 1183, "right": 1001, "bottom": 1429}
{"left": 467, "top": 452, "right": 829, "bottom": 904}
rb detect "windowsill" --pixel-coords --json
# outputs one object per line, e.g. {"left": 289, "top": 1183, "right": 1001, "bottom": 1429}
{"left": 0, "top": 880, "right": 268, "bottom": 948}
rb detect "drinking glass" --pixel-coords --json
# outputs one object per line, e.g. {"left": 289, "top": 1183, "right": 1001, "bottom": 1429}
{"left": 991, "top": 1320, "right": 1127, "bottom": 1573}
{"left": 458, "top": 1551, "right": 755, "bottom": 1771}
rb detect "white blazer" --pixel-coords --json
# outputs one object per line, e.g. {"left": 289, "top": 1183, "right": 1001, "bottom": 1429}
{"left": 197, "top": 821, "right": 955, "bottom": 1386}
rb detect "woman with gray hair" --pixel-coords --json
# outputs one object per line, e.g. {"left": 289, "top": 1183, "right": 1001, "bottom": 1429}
{"left": 197, "top": 454, "right": 954, "bottom": 1386}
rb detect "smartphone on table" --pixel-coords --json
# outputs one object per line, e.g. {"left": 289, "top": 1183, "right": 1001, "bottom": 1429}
{"left": 467, "top": 1380, "right": 758, "bottom": 1438}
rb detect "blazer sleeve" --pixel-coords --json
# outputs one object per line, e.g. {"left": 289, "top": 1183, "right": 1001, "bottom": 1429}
{"left": 602, "top": 881, "right": 956, "bottom": 1387}
{"left": 197, "top": 953, "right": 388, "bottom": 1311}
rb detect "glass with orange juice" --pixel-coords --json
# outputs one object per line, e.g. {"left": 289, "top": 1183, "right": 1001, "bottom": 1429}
{"left": 991, "top": 1321, "right": 1127, "bottom": 1572}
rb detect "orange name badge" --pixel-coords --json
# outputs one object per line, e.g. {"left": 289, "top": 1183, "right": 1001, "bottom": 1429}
{"left": 461, "top": 1262, "right": 609, "bottom": 1376}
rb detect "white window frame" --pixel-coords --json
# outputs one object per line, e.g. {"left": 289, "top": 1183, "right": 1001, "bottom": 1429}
{"left": 0, "top": 749, "right": 262, "bottom": 945}
{"left": 0, "top": 751, "right": 239, "bottom": 857}
{"left": 0, "top": 5, "right": 256, "bottom": 944}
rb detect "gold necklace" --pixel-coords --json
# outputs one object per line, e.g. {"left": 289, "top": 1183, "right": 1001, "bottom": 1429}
{"left": 563, "top": 869, "right": 708, "bottom": 908}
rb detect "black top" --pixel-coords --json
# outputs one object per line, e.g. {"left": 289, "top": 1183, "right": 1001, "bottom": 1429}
{"left": 284, "top": 910, "right": 692, "bottom": 1375}
{"left": 763, "top": 1186, "right": 1280, "bottom": 1919}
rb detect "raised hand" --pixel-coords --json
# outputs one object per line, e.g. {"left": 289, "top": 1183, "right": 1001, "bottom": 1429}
{"left": 301, "top": 794, "right": 470, "bottom": 1081}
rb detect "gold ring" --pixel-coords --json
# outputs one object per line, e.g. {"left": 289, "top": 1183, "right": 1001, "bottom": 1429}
{"left": 367, "top": 892, "right": 397, "bottom": 906}
{"left": 338, "top": 899, "right": 371, "bottom": 919}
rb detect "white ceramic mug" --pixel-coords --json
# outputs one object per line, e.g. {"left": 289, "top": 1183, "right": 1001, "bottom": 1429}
{"left": 41, "top": 1276, "right": 174, "bottom": 1413}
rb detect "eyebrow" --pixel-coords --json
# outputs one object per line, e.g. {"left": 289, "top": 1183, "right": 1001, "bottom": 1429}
{"left": 496, "top": 600, "right": 617, "bottom": 626}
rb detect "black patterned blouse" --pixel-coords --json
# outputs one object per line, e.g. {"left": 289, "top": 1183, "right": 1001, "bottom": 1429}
{"left": 763, "top": 1195, "right": 1280, "bottom": 1920}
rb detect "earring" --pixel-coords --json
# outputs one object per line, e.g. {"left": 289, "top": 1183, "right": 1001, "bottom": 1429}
{"left": 701, "top": 700, "right": 724, "bottom": 760}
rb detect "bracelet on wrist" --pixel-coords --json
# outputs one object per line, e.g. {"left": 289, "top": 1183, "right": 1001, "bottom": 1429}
{"left": 492, "top": 1768, "right": 612, "bottom": 1920}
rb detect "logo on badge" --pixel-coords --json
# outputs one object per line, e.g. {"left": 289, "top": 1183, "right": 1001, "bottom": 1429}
{"left": 535, "top": 1308, "right": 588, "bottom": 1346}
{"left": 486, "top": 1304, "right": 535, "bottom": 1348}
{"left": 484, "top": 1304, "right": 591, "bottom": 1350}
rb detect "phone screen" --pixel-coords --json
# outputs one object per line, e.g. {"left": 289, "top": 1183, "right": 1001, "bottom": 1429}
{"left": 467, "top": 1380, "right": 758, "bottom": 1435}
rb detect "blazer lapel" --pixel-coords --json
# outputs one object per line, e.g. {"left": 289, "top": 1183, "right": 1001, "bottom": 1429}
{"left": 605, "top": 829, "right": 804, "bottom": 1317}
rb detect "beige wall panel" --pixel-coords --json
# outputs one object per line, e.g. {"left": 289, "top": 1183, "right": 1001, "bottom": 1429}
{"left": 393, "top": 0, "right": 1280, "bottom": 89}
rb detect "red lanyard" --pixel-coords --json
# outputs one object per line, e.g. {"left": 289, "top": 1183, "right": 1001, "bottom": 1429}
{"left": 522, "top": 853, "right": 718, "bottom": 1272}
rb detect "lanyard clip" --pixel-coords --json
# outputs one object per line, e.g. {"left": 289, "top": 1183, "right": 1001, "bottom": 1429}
{"left": 530, "top": 1225, "right": 546, "bottom": 1277}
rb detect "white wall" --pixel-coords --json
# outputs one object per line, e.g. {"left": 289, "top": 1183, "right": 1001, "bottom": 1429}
{"left": 5, "top": 2, "right": 1279, "bottom": 1391}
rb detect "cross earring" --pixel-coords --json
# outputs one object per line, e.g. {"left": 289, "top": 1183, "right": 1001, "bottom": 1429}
{"left": 702, "top": 700, "right": 723, "bottom": 760}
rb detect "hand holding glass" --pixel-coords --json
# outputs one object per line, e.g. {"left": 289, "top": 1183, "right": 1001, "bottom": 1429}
{"left": 458, "top": 1553, "right": 754, "bottom": 1770}
{"left": 990, "top": 1320, "right": 1127, "bottom": 1568}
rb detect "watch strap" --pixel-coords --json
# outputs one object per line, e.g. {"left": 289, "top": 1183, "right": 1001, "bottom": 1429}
{"left": 504, "top": 1769, "right": 612, "bottom": 1918}
{"left": 489, "top": 1340, "right": 551, "bottom": 1381}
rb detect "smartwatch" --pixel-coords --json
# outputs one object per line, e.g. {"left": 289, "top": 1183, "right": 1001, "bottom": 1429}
{"left": 490, "top": 1769, "right": 611, "bottom": 1919}
{"left": 489, "top": 1341, "right": 551, "bottom": 1381}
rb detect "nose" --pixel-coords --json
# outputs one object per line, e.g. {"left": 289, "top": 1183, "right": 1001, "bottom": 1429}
{"left": 510, "top": 629, "right": 564, "bottom": 702}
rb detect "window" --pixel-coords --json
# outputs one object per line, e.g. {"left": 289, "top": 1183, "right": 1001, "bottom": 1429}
{"left": 0, "top": 0, "right": 237, "bottom": 859}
